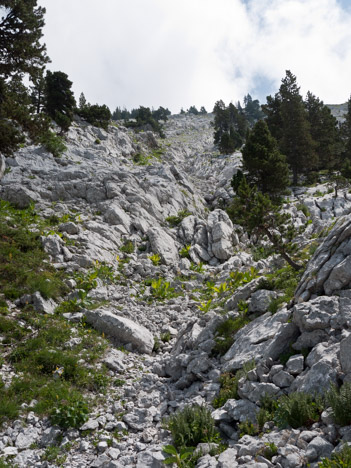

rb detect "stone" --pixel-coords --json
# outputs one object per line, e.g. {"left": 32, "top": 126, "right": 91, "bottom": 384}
{"left": 293, "top": 296, "right": 339, "bottom": 332}
{"left": 40, "top": 427, "right": 62, "bottom": 447}
{"left": 103, "top": 349, "right": 126, "bottom": 372}
{"left": 0, "top": 154, "right": 5, "bottom": 180}
{"left": 218, "top": 448, "right": 238, "bottom": 467}
{"left": 104, "top": 204, "right": 131, "bottom": 231}
{"left": 15, "top": 428, "right": 40, "bottom": 449}
{"left": 41, "top": 233, "right": 64, "bottom": 257}
{"left": 32, "top": 291, "right": 57, "bottom": 315}
{"left": 147, "top": 227, "right": 179, "bottom": 265}
{"left": 85, "top": 308, "right": 154, "bottom": 354}
{"left": 123, "top": 408, "right": 153, "bottom": 431}
{"left": 305, "top": 436, "right": 334, "bottom": 462}
{"left": 136, "top": 451, "right": 165, "bottom": 468}
{"left": 80, "top": 418, "right": 99, "bottom": 431}
{"left": 286, "top": 355, "right": 305, "bottom": 375}
{"left": 272, "top": 370, "right": 295, "bottom": 388}
{"left": 223, "top": 399, "right": 259, "bottom": 423}
{"left": 249, "top": 289, "right": 277, "bottom": 314}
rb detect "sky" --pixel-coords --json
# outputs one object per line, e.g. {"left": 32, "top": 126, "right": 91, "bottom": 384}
{"left": 39, "top": 0, "right": 351, "bottom": 114}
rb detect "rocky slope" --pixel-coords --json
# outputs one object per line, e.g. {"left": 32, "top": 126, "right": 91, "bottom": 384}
{"left": 1, "top": 114, "right": 351, "bottom": 467}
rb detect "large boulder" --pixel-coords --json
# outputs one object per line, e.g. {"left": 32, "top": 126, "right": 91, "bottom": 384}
{"left": 85, "top": 309, "right": 154, "bottom": 354}
{"left": 147, "top": 227, "right": 179, "bottom": 265}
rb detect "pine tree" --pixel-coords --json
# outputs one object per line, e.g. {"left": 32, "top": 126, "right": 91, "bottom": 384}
{"left": 305, "top": 91, "right": 341, "bottom": 170}
{"left": 227, "top": 176, "right": 302, "bottom": 270}
{"left": 44, "top": 71, "right": 76, "bottom": 133}
{"left": 213, "top": 100, "right": 248, "bottom": 153}
{"left": 342, "top": 96, "right": 351, "bottom": 161}
{"left": 0, "top": 0, "right": 49, "bottom": 79}
{"left": 242, "top": 120, "right": 289, "bottom": 195}
{"left": 243, "top": 93, "right": 264, "bottom": 126}
{"left": 0, "top": 0, "right": 49, "bottom": 155}
{"left": 279, "top": 71, "right": 317, "bottom": 184}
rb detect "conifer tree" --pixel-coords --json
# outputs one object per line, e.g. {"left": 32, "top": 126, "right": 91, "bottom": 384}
{"left": 305, "top": 91, "right": 341, "bottom": 170}
{"left": 227, "top": 176, "right": 302, "bottom": 270}
{"left": 342, "top": 96, "right": 351, "bottom": 161}
{"left": 0, "top": 0, "right": 49, "bottom": 79}
{"left": 242, "top": 120, "right": 289, "bottom": 195}
{"left": 45, "top": 71, "right": 76, "bottom": 133}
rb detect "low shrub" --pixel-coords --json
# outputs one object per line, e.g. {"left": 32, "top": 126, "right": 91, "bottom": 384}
{"left": 327, "top": 383, "right": 351, "bottom": 426}
{"left": 50, "top": 399, "right": 89, "bottom": 429}
{"left": 179, "top": 245, "right": 191, "bottom": 259}
{"left": 166, "top": 405, "right": 220, "bottom": 449}
{"left": 165, "top": 209, "right": 192, "bottom": 227}
{"left": 212, "top": 315, "right": 250, "bottom": 356}
{"left": 41, "top": 130, "right": 67, "bottom": 157}
{"left": 120, "top": 239, "right": 135, "bottom": 254}
{"left": 274, "top": 392, "right": 322, "bottom": 429}
{"left": 149, "top": 253, "right": 161, "bottom": 266}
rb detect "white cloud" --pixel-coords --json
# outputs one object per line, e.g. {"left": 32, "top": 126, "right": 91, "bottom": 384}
{"left": 39, "top": 0, "right": 351, "bottom": 112}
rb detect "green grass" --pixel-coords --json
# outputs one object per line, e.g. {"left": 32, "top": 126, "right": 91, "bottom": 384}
{"left": 0, "top": 201, "right": 67, "bottom": 300}
{"left": 212, "top": 315, "right": 250, "bottom": 356}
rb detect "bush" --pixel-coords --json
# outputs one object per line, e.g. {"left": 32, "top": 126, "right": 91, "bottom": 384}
{"left": 166, "top": 405, "right": 220, "bottom": 449}
{"left": 120, "top": 239, "right": 135, "bottom": 254}
{"left": 50, "top": 399, "right": 89, "bottom": 429}
{"left": 327, "top": 383, "right": 351, "bottom": 426}
{"left": 166, "top": 210, "right": 192, "bottom": 227}
{"left": 274, "top": 392, "right": 322, "bottom": 429}
{"left": 212, "top": 315, "right": 250, "bottom": 356}
{"left": 41, "top": 130, "right": 67, "bottom": 157}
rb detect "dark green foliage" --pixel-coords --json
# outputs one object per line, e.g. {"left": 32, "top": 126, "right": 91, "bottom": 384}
{"left": 166, "top": 405, "right": 220, "bottom": 449}
{"left": 305, "top": 91, "right": 341, "bottom": 170}
{"left": 242, "top": 120, "right": 289, "bottom": 195}
{"left": 212, "top": 315, "right": 250, "bottom": 356}
{"left": 341, "top": 96, "right": 351, "bottom": 161}
{"left": 213, "top": 100, "right": 248, "bottom": 154}
{"left": 227, "top": 177, "right": 302, "bottom": 270}
{"left": 77, "top": 98, "right": 111, "bottom": 130}
{"left": 238, "top": 420, "right": 259, "bottom": 437}
{"left": 125, "top": 106, "right": 165, "bottom": 137}
{"left": 0, "top": 0, "right": 49, "bottom": 79}
{"left": 165, "top": 209, "right": 192, "bottom": 227}
{"left": 212, "top": 360, "right": 256, "bottom": 408}
{"left": 187, "top": 105, "right": 199, "bottom": 115}
{"left": 263, "top": 71, "right": 317, "bottom": 184}
{"left": 40, "top": 130, "right": 67, "bottom": 157}
{"left": 243, "top": 93, "right": 264, "bottom": 125}
{"left": 120, "top": 239, "right": 135, "bottom": 254}
{"left": 274, "top": 392, "right": 322, "bottom": 429}
{"left": 319, "top": 444, "right": 351, "bottom": 468}
{"left": 327, "top": 383, "right": 351, "bottom": 426}
{"left": 199, "top": 106, "right": 207, "bottom": 114}
{"left": 45, "top": 70, "right": 76, "bottom": 132}
{"left": 50, "top": 399, "right": 89, "bottom": 429}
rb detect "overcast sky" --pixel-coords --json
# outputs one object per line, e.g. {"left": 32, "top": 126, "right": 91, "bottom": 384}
{"left": 39, "top": 0, "right": 351, "bottom": 113}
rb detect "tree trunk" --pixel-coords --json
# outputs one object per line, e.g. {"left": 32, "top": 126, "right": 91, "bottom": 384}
{"left": 264, "top": 228, "right": 302, "bottom": 271}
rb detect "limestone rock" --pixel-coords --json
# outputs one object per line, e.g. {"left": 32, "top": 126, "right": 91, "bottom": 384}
{"left": 85, "top": 309, "right": 154, "bottom": 354}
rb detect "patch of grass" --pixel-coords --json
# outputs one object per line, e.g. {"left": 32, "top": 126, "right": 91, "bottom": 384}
{"left": 0, "top": 201, "right": 67, "bottom": 300}
{"left": 165, "top": 405, "right": 220, "bottom": 450}
{"left": 132, "top": 152, "right": 150, "bottom": 165}
{"left": 212, "top": 314, "right": 250, "bottom": 356}
{"left": 296, "top": 203, "right": 311, "bottom": 218}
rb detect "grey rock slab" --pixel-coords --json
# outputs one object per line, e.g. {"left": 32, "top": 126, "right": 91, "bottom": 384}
{"left": 40, "top": 427, "right": 62, "bottom": 447}
{"left": 324, "top": 256, "right": 351, "bottom": 295}
{"left": 85, "top": 308, "right": 154, "bottom": 354}
{"left": 136, "top": 451, "right": 165, "bottom": 468}
{"left": 272, "top": 370, "right": 295, "bottom": 388}
{"left": 0, "top": 154, "right": 5, "bottom": 180}
{"left": 218, "top": 448, "right": 238, "bottom": 468}
{"left": 305, "top": 436, "right": 334, "bottom": 462}
{"left": 249, "top": 289, "right": 277, "bottom": 314}
{"left": 286, "top": 355, "right": 305, "bottom": 375}
{"left": 80, "top": 418, "right": 99, "bottom": 431}
{"left": 123, "top": 408, "right": 153, "bottom": 431}
{"left": 293, "top": 296, "right": 339, "bottom": 331}
{"left": 15, "top": 427, "right": 40, "bottom": 449}
{"left": 32, "top": 291, "right": 57, "bottom": 315}
{"left": 147, "top": 226, "right": 179, "bottom": 265}
{"left": 222, "top": 309, "right": 292, "bottom": 371}
{"left": 223, "top": 398, "right": 259, "bottom": 423}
